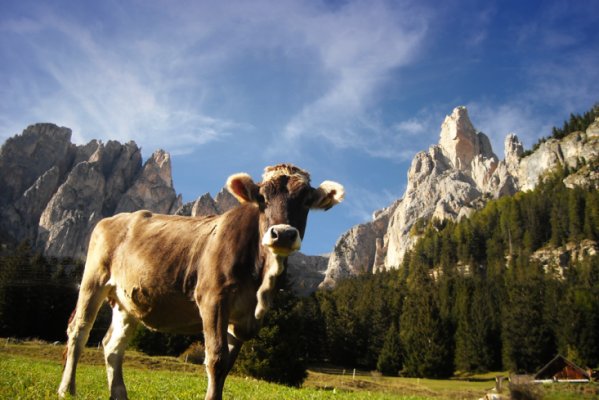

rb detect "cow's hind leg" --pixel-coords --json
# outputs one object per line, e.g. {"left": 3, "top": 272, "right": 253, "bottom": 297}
{"left": 200, "top": 294, "right": 230, "bottom": 400}
{"left": 103, "top": 302, "right": 138, "bottom": 400}
{"left": 58, "top": 278, "right": 109, "bottom": 397}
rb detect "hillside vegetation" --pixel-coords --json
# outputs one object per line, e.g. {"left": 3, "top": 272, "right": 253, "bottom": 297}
{"left": 307, "top": 168, "right": 599, "bottom": 377}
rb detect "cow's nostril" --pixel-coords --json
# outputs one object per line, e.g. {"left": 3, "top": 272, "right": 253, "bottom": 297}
{"left": 286, "top": 229, "right": 297, "bottom": 242}
{"left": 270, "top": 228, "right": 278, "bottom": 240}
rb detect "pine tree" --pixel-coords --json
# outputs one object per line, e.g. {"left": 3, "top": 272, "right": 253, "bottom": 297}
{"left": 501, "top": 261, "right": 555, "bottom": 373}
{"left": 399, "top": 258, "right": 454, "bottom": 378}
{"left": 236, "top": 284, "right": 308, "bottom": 386}
{"left": 567, "top": 188, "right": 585, "bottom": 241}
{"left": 377, "top": 320, "right": 402, "bottom": 376}
{"left": 454, "top": 275, "right": 501, "bottom": 373}
{"left": 557, "top": 255, "right": 599, "bottom": 368}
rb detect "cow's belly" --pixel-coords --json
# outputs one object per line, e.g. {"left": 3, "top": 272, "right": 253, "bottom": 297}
{"left": 112, "top": 284, "right": 203, "bottom": 334}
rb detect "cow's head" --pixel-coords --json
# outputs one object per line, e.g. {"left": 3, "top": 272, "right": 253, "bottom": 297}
{"left": 226, "top": 163, "right": 344, "bottom": 257}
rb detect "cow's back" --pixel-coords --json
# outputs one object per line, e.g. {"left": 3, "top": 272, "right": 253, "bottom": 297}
{"left": 88, "top": 210, "right": 218, "bottom": 332}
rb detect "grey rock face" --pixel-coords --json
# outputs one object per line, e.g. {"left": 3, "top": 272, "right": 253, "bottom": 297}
{"left": 115, "top": 149, "right": 180, "bottom": 214}
{"left": 322, "top": 107, "right": 599, "bottom": 288}
{"left": 0, "top": 123, "right": 73, "bottom": 206}
{"left": 384, "top": 107, "right": 499, "bottom": 269}
{"left": 0, "top": 124, "right": 181, "bottom": 259}
{"left": 287, "top": 252, "right": 329, "bottom": 296}
{"left": 38, "top": 162, "right": 106, "bottom": 258}
{"left": 516, "top": 128, "right": 599, "bottom": 191}
{"left": 531, "top": 239, "right": 598, "bottom": 279}
{"left": 191, "top": 188, "right": 239, "bottom": 217}
{"left": 320, "top": 199, "right": 400, "bottom": 288}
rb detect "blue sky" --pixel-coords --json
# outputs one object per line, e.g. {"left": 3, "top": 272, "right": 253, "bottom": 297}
{"left": 1, "top": 0, "right": 598, "bottom": 255}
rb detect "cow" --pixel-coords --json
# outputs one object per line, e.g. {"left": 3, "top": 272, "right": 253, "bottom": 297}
{"left": 57, "top": 163, "right": 344, "bottom": 400}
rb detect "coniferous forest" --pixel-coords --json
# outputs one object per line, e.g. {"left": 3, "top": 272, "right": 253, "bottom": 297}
{"left": 305, "top": 167, "right": 599, "bottom": 378}
{"left": 1, "top": 115, "right": 598, "bottom": 385}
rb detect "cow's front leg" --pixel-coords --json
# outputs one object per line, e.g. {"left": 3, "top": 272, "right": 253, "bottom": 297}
{"left": 199, "top": 294, "right": 230, "bottom": 400}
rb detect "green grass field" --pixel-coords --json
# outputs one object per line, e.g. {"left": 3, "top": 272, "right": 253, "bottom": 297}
{"left": 1, "top": 340, "right": 596, "bottom": 399}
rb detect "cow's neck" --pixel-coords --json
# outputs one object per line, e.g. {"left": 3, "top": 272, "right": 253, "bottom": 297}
{"left": 254, "top": 250, "right": 285, "bottom": 320}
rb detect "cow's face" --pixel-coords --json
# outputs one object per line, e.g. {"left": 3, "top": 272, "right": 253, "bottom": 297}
{"left": 227, "top": 164, "right": 344, "bottom": 256}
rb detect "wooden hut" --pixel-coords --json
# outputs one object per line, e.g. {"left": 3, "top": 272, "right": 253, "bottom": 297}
{"left": 534, "top": 354, "right": 590, "bottom": 383}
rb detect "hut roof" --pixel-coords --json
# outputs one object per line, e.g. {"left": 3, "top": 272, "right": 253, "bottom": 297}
{"left": 534, "top": 354, "right": 590, "bottom": 381}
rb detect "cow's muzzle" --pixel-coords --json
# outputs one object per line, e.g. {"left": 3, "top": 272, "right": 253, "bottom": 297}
{"left": 262, "top": 224, "right": 301, "bottom": 256}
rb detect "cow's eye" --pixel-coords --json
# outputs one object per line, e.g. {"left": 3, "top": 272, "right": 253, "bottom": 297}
{"left": 302, "top": 191, "right": 315, "bottom": 208}
{"left": 257, "top": 194, "right": 266, "bottom": 205}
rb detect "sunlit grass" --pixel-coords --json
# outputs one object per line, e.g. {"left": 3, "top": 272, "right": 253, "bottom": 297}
{"left": 1, "top": 340, "right": 596, "bottom": 399}
{"left": 0, "top": 342, "right": 427, "bottom": 400}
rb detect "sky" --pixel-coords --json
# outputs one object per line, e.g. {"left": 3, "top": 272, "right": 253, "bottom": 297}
{"left": 1, "top": 0, "right": 598, "bottom": 255}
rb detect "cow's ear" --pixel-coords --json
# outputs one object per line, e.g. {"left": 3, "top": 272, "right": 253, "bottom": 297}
{"left": 310, "top": 181, "right": 345, "bottom": 210}
{"left": 227, "top": 173, "right": 259, "bottom": 203}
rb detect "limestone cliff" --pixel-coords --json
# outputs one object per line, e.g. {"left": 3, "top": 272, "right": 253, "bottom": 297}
{"left": 322, "top": 109, "right": 599, "bottom": 287}
{"left": 320, "top": 199, "right": 400, "bottom": 288}
{"left": 0, "top": 123, "right": 179, "bottom": 259}
{"left": 385, "top": 107, "right": 502, "bottom": 268}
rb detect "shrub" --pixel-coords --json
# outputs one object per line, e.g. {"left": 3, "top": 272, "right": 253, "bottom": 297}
{"left": 180, "top": 341, "right": 205, "bottom": 364}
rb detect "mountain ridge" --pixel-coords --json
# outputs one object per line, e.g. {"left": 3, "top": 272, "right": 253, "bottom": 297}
{"left": 2, "top": 107, "right": 597, "bottom": 292}
{"left": 321, "top": 106, "right": 599, "bottom": 287}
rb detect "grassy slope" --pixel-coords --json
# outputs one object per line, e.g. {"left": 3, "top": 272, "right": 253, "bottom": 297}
{"left": 1, "top": 341, "right": 596, "bottom": 399}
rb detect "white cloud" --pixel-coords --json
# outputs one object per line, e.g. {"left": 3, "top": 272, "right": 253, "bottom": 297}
{"left": 394, "top": 119, "right": 427, "bottom": 136}
{"left": 0, "top": 3, "right": 250, "bottom": 152}
{"left": 275, "top": 0, "right": 430, "bottom": 157}
{"left": 1, "top": 0, "right": 432, "bottom": 160}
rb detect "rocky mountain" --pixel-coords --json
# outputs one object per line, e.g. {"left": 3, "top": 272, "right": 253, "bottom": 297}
{"left": 0, "top": 123, "right": 180, "bottom": 259}
{"left": 320, "top": 199, "right": 399, "bottom": 288}
{"left": 176, "top": 188, "right": 239, "bottom": 217}
{"left": 322, "top": 107, "right": 599, "bottom": 287}
{"left": 4, "top": 111, "right": 597, "bottom": 292}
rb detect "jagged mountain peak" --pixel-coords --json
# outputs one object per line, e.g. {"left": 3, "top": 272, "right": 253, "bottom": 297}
{"left": 322, "top": 106, "right": 599, "bottom": 287}
{"left": 0, "top": 124, "right": 180, "bottom": 259}
{"left": 439, "top": 106, "right": 497, "bottom": 171}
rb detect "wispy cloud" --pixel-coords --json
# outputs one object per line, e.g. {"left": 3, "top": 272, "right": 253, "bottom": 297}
{"left": 1, "top": 0, "right": 432, "bottom": 161}
{"left": 274, "top": 0, "right": 430, "bottom": 158}
{"left": 0, "top": 3, "right": 251, "bottom": 152}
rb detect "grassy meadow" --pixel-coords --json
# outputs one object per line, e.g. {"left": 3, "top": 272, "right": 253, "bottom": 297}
{"left": 1, "top": 340, "right": 596, "bottom": 399}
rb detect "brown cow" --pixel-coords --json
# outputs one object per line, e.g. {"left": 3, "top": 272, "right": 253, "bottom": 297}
{"left": 57, "top": 163, "right": 344, "bottom": 400}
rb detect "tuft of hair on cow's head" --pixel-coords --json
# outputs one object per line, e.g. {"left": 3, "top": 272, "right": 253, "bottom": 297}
{"left": 226, "top": 163, "right": 344, "bottom": 256}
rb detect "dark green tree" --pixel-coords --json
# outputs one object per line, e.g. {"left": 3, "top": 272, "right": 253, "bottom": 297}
{"left": 557, "top": 255, "right": 599, "bottom": 368}
{"left": 376, "top": 320, "right": 402, "bottom": 376}
{"left": 501, "top": 261, "right": 555, "bottom": 373}
{"left": 130, "top": 326, "right": 198, "bottom": 356}
{"left": 236, "top": 278, "right": 308, "bottom": 387}
{"left": 399, "top": 256, "right": 454, "bottom": 378}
